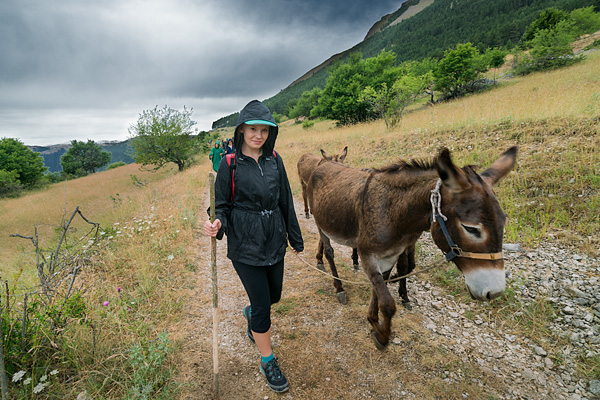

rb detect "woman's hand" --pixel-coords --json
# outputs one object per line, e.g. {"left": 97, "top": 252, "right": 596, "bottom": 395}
{"left": 204, "top": 219, "right": 222, "bottom": 237}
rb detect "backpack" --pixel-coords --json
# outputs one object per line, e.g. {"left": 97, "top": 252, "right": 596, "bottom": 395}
{"left": 225, "top": 151, "right": 277, "bottom": 201}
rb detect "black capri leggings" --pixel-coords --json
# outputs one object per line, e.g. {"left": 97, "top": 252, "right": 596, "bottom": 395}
{"left": 232, "top": 259, "right": 284, "bottom": 334}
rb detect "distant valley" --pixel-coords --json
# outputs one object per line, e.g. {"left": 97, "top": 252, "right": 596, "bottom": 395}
{"left": 28, "top": 140, "right": 135, "bottom": 173}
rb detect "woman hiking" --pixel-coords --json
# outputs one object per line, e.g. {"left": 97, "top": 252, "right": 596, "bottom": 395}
{"left": 208, "top": 142, "right": 225, "bottom": 172}
{"left": 204, "top": 99, "right": 303, "bottom": 393}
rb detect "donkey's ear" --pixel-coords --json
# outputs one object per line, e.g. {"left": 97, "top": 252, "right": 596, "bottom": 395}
{"left": 339, "top": 146, "right": 348, "bottom": 162}
{"left": 436, "top": 148, "right": 471, "bottom": 193}
{"left": 320, "top": 149, "right": 331, "bottom": 160}
{"left": 481, "top": 146, "right": 518, "bottom": 186}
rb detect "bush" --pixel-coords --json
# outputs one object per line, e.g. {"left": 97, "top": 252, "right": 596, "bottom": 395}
{"left": 302, "top": 120, "right": 315, "bottom": 129}
{"left": 584, "top": 39, "right": 600, "bottom": 51}
{"left": 0, "top": 169, "right": 23, "bottom": 196}
{"left": 513, "top": 20, "right": 581, "bottom": 75}
{"left": 107, "top": 161, "right": 127, "bottom": 170}
{"left": 0, "top": 138, "right": 47, "bottom": 186}
{"left": 41, "top": 172, "right": 66, "bottom": 184}
{"left": 570, "top": 6, "right": 600, "bottom": 38}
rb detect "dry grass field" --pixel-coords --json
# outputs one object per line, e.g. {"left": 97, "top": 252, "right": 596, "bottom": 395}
{"left": 1, "top": 50, "right": 598, "bottom": 398}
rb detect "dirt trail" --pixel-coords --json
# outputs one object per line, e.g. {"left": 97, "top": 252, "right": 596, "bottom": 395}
{"left": 177, "top": 188, "right": 596, "bottom": 400}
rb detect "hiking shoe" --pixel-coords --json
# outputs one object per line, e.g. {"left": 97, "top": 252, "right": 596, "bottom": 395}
{"left": 242, "top": 305, "right": 255, "bottom": 343}
{"left": 260, "top": 358, "right": 289, "bottom": 393}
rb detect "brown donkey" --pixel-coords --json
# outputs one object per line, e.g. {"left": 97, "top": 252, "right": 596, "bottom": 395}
{"left": 297, "top": 146, "right": 348, "bottom": 219}
{"left": 307, "top": 146, "right": 517, "bottom": 348}
{"left": 297, "top": 147, "right": 358, "bottom": 303}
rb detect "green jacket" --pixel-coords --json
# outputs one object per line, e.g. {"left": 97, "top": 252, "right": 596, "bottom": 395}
{"left": 209, "top": 146, "right": 224, "bottom": 172}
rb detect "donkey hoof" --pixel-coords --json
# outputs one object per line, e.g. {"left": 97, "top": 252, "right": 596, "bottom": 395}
{"left": 401, "top": 300, "right": 412, "bottom": 310}
{"left": 305, "top": 213, "right": 310, "bottom": 219}
{"left": 317, "top": 263, "right": 325, "bottom": 271}
{"left": 336, "top": 291, "right": 347, "bottom": 304}
{"left": 370, "top": 331, "right": 388, "bottom": 350}
{"left": 353, "top": 263, "right": 360, "bottom": 271}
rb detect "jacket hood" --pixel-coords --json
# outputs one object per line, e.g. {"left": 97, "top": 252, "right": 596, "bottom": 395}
{"left": 234, "top": 100, "right": 278, "bottom": 155}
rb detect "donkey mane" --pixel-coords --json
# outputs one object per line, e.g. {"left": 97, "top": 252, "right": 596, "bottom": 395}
{"left": 371, "top": 158, "right": 436, "bottom": 174}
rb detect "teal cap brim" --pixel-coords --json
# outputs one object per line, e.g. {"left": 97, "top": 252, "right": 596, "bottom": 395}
{"left": 244, "top": 119, "right": 277, "bottom": 127}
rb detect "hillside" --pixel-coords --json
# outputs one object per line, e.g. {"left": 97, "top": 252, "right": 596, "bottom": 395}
{"left": 1, "top": 48, "right": 599, "bottom": 398}
{"left": 212, "top": 0, "right": 598, "bottom": 126}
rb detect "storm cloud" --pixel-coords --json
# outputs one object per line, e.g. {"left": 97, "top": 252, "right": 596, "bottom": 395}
{"left": 0, "top": 0, "right": 403, "bottom": 145}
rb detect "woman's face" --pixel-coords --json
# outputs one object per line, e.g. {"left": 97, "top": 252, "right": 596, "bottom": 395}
{"left": 240, "top": 124, "right": 269, "bottom": 152}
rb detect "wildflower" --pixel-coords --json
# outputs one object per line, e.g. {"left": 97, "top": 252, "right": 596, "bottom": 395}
{"left": 33, "top": 382, "right": 47, "bottom": 394}
{"left": 23, "top": 377, "right": 32, "bottom": 385}
{"left": 167, "top": 255, "right": 174, "bottom": 261}
{"left": 117, "top": 287, "right": 122, "bottom": 293}
{"left": 103, "top": 301, "right": 109, "bottom": 306}
{"left": 39, "top": 374, "right": 47, "bottom": 382}
{"left": 11, "top": 370, "right": 26, "bottom": 382}
{"left": 50, "top": 370, "right": 59, "bottom": 376}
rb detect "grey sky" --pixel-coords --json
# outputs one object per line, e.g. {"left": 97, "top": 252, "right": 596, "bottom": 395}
{"left": 0, "top": 0, "right": 404, "bottom": 145}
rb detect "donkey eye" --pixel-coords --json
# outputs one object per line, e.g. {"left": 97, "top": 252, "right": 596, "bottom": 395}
{"left": 461, "top": 224, "right": 481, "bottom": 239}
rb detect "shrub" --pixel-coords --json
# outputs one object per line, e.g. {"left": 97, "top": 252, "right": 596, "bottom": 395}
{"left": 570, "top": 6, "right": 600, "bottom": 38}
{"left": 302, "top": 120, "right": 315, "bottom": 129}
{"left": 0, "top": 169, "right": 23, "bottom": 196}
{"left": 513, "top": 20, "right": 581, "bottom": 75}
{"left": 584, "top": 39, "right": 600, "bottom": 51}
{"left": 107, "top": 161, "right": 127, "bottom": 170}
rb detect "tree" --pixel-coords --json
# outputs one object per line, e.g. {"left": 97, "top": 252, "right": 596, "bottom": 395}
{"left": 61, "top": 140, "right": 112, "bottom": 175}
{"left": 483, "top": 47, "right": 509, "bottom": 83}
{"left": 569, "top": 6, "right": 600, "bottom": 37}
{"left": 434, "top": 43, "right": 485, "bottom": 99}
{"left": 0, "top": 138, "right": 47, "bottom": 186}
{"left": 513, "top": 20, "right": 580, "bottom": 75}
{"left": 521, "top": 8, "right": 569, "bottom": 45}
{"left": 317, "top": 51, "right": 402, "bottom": 125}
{"left": 128, "top": 105, "right": 199, "bottom": 171}
{"left": 0, "top": 169, "right": 22, "bottom": 196}
{"left": 288, "top": 87, "right": 322, "bottom": 120}
{"left": 361, "top": 69, "right": 434, "bottom": 129}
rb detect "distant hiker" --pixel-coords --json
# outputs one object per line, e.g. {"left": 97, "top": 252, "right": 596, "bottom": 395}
{"left": 208, "top": 142, "right": 224, "bottom": 172}
{"left": 225, "top": 138, "right": 235, "bottom": 155}
{"left": 204, "top": 99, "right": 303, "bottom": 393}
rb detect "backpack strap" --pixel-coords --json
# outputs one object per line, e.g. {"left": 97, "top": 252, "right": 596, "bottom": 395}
{"left": 225, "top": 151, "right": 277, "bottom": 202}
{"left": 226, "top": 153, "right": 236, "bottom": 202}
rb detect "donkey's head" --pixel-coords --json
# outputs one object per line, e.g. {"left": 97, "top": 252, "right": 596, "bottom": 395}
{"left": 430, "top": 146, "right": 517, "bottom": 301}
{"left": 320, "top": 146, "right": 348, "bottom": 163}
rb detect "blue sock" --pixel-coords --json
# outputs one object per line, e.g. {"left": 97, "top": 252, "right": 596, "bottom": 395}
{"left": 261, "top": 353, "right": 274, "bottom": 364}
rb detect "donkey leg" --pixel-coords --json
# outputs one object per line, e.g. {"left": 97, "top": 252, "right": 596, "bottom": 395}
{"left": 395, "top": 251, "right": 412, "bottom": 310}
{"left": 363, "top": 256, "right": 396, "bottom": 349}
{"left": 320, "top": 233, "right": 347, "bottom": 304}
{"left": 398, "top": 245, "right": 416, "bottom": 310}
{"left": 316, "top": 239, "right": 325, "bottom": 271}
{"left": 351, "top": 247, "right": 359, "bottom": 271}
{"left": 367, "top": 286, "right": 379, "bottom": 328}
{"left": 301, "top": 182, "right": 310, "bottom": 219}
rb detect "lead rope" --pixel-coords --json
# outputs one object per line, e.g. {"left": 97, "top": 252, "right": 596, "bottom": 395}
{"left": 293, "top": 251, "right": 447, "bottom": 286}
{"left": 430, "top": 178, "right": 447, "bottom": 222}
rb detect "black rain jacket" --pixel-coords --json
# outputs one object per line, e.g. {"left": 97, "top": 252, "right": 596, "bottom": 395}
{"left": 212, "top": 100, "right": 303, "bottom": 266}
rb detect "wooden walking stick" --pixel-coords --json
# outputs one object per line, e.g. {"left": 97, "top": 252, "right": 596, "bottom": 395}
{"left": 209, "top": 172, "right": 220, "bottom": 398}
